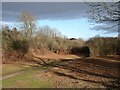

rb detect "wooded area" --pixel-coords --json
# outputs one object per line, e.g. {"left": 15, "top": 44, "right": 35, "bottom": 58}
{"left": 1, "top": 2, "right": 120, "bottom": 89}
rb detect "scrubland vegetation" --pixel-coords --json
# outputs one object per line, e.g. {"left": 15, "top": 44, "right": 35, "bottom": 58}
{"left": 1, "top": 11, "right": 120, "bottom": 89}
{"left": 1, "top": 18, "right": 119, "bottom": 62}
{"left": 1, "top": 12, "right": 85, "bottom": 61}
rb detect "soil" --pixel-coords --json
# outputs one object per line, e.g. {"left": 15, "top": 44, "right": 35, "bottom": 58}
{"left": 30, "top": 48, "right": 80, "bottom": 59}
{"left": 2, "top": 49, "right": 120, "bottom": 88}
{"left": 45, "top": 58, "right": 119, "bottom": 88}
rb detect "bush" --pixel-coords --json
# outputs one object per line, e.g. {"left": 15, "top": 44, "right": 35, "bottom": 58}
{"left": 71, "top": 46, "right": 90, "bottom": 57}
{"left": 10, "top": 39, "right": 29, "bottom": 57}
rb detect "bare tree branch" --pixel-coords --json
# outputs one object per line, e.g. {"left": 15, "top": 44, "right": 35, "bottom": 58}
{"left": 87, "top": 2, "right": 120, "bottom": 37}
{"left": 19, "top": 11, "right": 36, "bottom": 37}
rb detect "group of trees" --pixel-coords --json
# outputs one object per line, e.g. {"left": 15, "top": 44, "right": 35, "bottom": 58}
{"left": 86, "top": 37, "right": 120, "bottom": 56}
{"left": 1, "top": 11, "right": 85, "bottom": 60}
{"left": 2, "top": 24, "right": 85, "bottom": 59}
{"left": 85, "top": 2, "right": 120, "bottom": 56}
{"left": 2, "top": 25, "right": 29, "bottom": 59}
{"left": 2, "top": 1, "right": 120, "bottom": 60}
{"left": 3, "top": 23, "right": 119, "bottom": 58}
{"left": 87, "top": 2, "right": 120, "bottom": 37}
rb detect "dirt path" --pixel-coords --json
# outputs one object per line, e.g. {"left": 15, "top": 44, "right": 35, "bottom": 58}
{"left": 37, "top": 57, "right": 120, "bottom": 88}
{"left": 2, "top": 62, "right": 106, "bottom": 88}
{"left": 34, "top": 67, "right": 106, "bottom": 88}
{"left": 2, "top": 56, "right": 120, "bottom": 88}
{"left": 31, "top": 48, "right": 80, "bottom": 60}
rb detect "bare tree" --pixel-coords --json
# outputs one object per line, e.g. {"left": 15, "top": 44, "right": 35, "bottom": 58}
{"left": 19, "top": 11, "right": 36, "bottom": 37}
{"left": 87, "top": 2, "right": 120, "bottom": 37}
{"left": 39, "top": 25, "right": 62, "bottom": 37}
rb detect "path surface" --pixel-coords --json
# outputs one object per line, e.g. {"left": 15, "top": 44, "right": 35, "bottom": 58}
{"left": 2, "top": 56, "right": 120, "bottom": 88}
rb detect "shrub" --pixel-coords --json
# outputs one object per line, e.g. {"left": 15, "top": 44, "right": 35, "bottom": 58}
{"left": 10, "top": 39, "right": 29, "bottom": 57}
{"left": 71, "top": 46, "right": 90, "bottom": 57}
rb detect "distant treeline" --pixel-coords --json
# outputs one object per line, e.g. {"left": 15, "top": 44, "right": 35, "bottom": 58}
{"left": 1, "top": 25, "right": 85, "bottom": 59}
{"left": 1, "top": 25, "right": 119, "bottom": 60}
{"left": 86, "top": 37, "right": 120, "bottom": 56}
{"left": 1, "top": 12, "right": 119, "bottom": 60}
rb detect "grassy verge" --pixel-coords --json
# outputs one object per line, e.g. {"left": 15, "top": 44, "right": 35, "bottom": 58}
{"left": 2, "top": 64, "right": 53, "bottom": 88}
{"left": 2, "top": 64, "right": 29, "bottom": 76}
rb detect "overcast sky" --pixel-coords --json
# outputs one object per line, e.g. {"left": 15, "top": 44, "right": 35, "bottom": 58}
{"left": 2, "top": 2, "right": 118, "bottom": 40}
{"left": 2, "top": 2, "right": 89, "bottom": 21}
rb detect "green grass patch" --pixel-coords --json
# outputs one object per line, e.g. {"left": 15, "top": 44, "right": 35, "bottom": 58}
{"left": 2, "top": 71, "right": 51, "bottom": 88}
{"left": 2, "top": 64, "right": 28, "bottom": 76}
{"left": 2, "top": 64, "right": 53, "bottom": 88}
